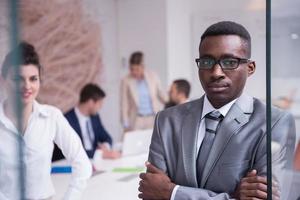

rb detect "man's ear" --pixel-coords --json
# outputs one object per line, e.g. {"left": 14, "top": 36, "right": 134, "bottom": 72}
{"left": 87, "top": 99, "right": 95, "bottom": 106}
{"left": 247, "top": 61, "right": 256, "bottom": 76}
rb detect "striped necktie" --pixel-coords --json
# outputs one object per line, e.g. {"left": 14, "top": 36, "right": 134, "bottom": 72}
{"left": 196, "top": 110, "right": 223, "bottom": 186}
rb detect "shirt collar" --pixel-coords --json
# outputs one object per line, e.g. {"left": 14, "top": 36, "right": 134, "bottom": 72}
{"left": 0, "top": 100, "right": 8, "bottom": 126}
{"left": 183, "top": 99, "right": 190, "bottom": 104}
{"left": 0, "top": 100, "right": 49, "bottom": 134}
{"left": 0, "top": 100, "right": 49, "bottom": 122}
{"left": 75, "top": 106, "right": 89, "bottom": 120}
{"left": 0, "top": 100, "right": 18, "bottom": 133}
{"left": 32, "top": 100, "right": 50, "bottom": 118}
{"left": 202, "top": 95, "right": 237, "bottom": 119}
{"left": 136, "top": 79, "right": 146, "bottom": 84}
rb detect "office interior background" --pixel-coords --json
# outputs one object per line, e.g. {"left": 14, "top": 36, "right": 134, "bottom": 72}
{"left": 0, "top": 0, "right": 299, "bottom": 199}
{"left": 0, "top": 0, "right": 299, "bottom": 142}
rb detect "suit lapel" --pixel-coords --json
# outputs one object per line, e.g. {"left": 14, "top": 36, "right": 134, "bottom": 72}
{"left": 144, "top": 71, "right": 156, "bottom": 102}
{"left": 200, "top": 94, "right": 253, "bottom": 187}
{"left": 128, "top": 78, "right": 139, "bottom": 106}
{"left": 181, "top": 97, "right": 204, "bottom": 187}
{"left": 71, "top": 110, "right": 83, "bottom": 140}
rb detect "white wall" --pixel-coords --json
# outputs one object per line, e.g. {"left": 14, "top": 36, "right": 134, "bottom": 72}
{"left": 165, "top": 0, "right": 193, "bottom": 86}
{"left": 116, "top": 0, "right": 195, "bottom": 95}
{"left": 117, "top": 0, "right": 168, "bottom": 88}
{"left": 83, "top": 0, "right": 122, "bottom": 142}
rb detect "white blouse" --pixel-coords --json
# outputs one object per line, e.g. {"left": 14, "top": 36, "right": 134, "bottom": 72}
{"left": 0, "top": 100, "right": 92, "bottom": 200}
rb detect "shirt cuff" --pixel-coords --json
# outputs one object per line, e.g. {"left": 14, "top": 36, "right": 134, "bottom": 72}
{"left": 98, "top": 142, "right": 111, "bottom": 150}
{"left": 170, "top": 185, "right": 179, "bottom": 200}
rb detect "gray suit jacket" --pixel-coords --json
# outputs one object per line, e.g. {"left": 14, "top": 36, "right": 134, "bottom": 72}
{"left": 148, "top": 94, "right": 295, "bottom": 200}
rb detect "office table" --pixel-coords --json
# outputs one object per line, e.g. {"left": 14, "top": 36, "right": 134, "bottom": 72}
{"left": 51, "top": 153, "right": 148, "bottom": 200}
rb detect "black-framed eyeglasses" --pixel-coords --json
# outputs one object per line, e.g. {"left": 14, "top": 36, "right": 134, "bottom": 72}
{"left": 195, "top": 57, "right": 251, "bottom": 70}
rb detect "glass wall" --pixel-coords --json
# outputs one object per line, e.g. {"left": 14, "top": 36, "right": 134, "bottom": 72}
{"left": 0, "top": 0, "right": 25, "bottom": 199}
{"left": 271, "top": 0, "right": 300, "bottom": 199}
{"left": 3, "top": 0, "right": 300, "bottom": 199}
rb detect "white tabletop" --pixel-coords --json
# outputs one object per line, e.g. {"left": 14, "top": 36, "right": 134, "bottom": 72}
{"left": 51, "top": 153, "right": 148, "bottom": 200}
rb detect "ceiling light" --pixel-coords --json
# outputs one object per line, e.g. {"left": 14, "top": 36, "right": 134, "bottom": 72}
{"left": 247, "top": 0, "right": 266, "bottom": 11}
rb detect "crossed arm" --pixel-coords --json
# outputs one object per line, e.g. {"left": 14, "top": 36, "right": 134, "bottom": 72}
{"left": 138, "top": 162, "right": 279, "bottom": 200}
{"left": 138, "top": 132, "right": 275, "bottom": 200}
{"left": 138, "top": 111, "right": 295, "bottom": 200}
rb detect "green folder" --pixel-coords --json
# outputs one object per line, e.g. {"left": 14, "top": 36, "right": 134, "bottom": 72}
{"left": 112, "top": 167, "right": 145, "bottom": 173}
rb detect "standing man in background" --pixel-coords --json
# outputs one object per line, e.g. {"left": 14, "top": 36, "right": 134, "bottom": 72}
{"left": 121, "top": 51, "right": 167, "bottom": 132}
{"left": 165, "top": 79, "right": 191, "bottom": 108}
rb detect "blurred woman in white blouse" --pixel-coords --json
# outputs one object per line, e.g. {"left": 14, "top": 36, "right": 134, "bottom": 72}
{"left": 0, "top": 42, "right": 92, "bottom": 200}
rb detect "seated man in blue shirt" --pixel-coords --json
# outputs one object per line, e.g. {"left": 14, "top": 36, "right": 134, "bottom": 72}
{"left": 64, "top": 83, "right": 120, "bottom": 159}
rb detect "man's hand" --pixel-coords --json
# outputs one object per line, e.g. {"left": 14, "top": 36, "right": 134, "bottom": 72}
{"left": 233, "top": 169, "right": 280, "bottom": 200}
{"left": 138, "top": 162, "right": 176, "bottom": 200}
{"left": 102, "top": 150, "right": 121, "bottom": 159}
{"left": 97, "top": 143, "right": 121, "bottom": 159}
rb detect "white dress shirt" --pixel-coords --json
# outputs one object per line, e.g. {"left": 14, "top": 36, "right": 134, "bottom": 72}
{"left": 170, "top": 95, "right": 237, "bottom": 200}
{"left": 0, "top": 100, "right": 92, "bottom": 200}
{"left": 74, "top": 107, "right": 95, "bottom": 151}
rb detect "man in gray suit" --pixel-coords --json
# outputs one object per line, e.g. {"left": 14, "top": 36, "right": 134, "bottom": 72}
{"left": 138, "top": 21, "right": 295, "bottom": 200}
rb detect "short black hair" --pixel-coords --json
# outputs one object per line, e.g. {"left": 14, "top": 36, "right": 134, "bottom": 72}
{"left": 79, "top": 83, "right": 106, "bottom": 103}
{"left": 173, "top": 79, "right": 191, "bottom": 98}
{"left": 1, "top": 41, "right": 41, "bottom": 78}
{"left": 200, "top": 21, "right": 251, "bottom": 57}
{"left": 129, "top": 51, "right": 143, "bottom": 65}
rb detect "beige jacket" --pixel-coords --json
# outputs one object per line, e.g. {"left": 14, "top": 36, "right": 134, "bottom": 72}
{"left": 120, "top": 70, "right": 167, "bottom": 129}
